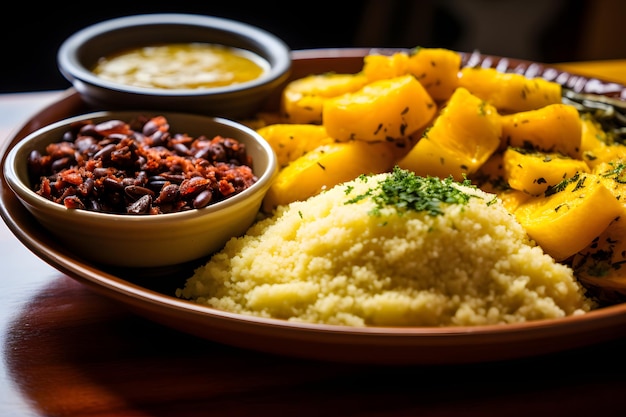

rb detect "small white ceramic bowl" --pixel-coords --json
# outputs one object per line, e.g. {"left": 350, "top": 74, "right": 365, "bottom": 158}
{"left": 4, "top": 111, "right": 277, "bottom": 268}
{"left": 57, "top": 13, "right": 291, "bottom": 119}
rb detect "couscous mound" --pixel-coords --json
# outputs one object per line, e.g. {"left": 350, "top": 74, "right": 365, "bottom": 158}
{"left": 176, "top": 168, "right": 596, "bottom": 327}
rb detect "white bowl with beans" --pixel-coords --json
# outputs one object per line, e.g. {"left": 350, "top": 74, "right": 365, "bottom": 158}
{"left": 3, "top": 111, "right": 277, "bottom": 268}
{"left": 57, "top": 13, "right": 292, "bottom": 119}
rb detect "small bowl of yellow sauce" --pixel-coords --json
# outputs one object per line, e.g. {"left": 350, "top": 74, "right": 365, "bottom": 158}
{"left": 57, "top": 14, "right": 292, "bottom": 119}
{"left": 92, "top": 43, "right": 268, "bottom": 90}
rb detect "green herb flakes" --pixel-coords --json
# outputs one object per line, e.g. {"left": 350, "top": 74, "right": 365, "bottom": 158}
{"left": 346, "top": 166, "right": 478, "bottom": 216}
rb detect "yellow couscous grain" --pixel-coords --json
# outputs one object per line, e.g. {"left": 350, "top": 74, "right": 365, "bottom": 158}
{"left": 176, "top": 168, "right": 596, "bottom": 327}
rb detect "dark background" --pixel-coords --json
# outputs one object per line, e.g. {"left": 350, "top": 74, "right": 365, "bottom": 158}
{"left": 1, "top": 0, "right": 624, "bottom": 93}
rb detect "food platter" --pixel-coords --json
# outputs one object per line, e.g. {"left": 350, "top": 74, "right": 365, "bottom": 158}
{"left": 3, "top": 48, "right": 626, "bottom": 365}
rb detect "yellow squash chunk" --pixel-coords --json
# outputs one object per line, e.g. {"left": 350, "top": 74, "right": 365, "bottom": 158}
{"left": 362, "top": 51, "right": 410, "bottom": 82}
{"left": 585, "top": 144, "right": 626, "bottom": 169}
{"left": 397, "top": 136, "right": 471, "bottom": 181}
{"left": 469, "top": 152, "right": 531, "bottom": 213}
{"left": 572, "top": 161, "right": 626, "bottom": 299}
{"left": 513, "top": 172, "right": 623, "bottom": 261}
{"left": 406, "top": 47, "right": 462, "bottom": 102}
{"left": 256, "top": 124, "right": 333, "bottom": 168}
{"left": 280, "top": 73, "right": 369, "bottom": 124}
{"left": 322, "top": 74, "right": 436, "bottom": 142}
{"left": 503, "top": 148, "right": 590, "bottom": 196}
{"left": 577, "top": 114, "right": 626, "bottom": 170}
{"left": 496, "top": 189, "right": 532, "bottom": 215}
{"left": 262, "top": 140, "right": 396, "bottom": 212}
{"left": 580, "top": 114, "right": 609, "bottom": 151}
{"left": 500, "top": 103, "right": 583, "bottom": 158}
{"left": 580, "top": 115, "right": 610, "bottom": 169}
{"left": 397, "top": 87, "right": 501, "bottom": 181}
{"left": 580, "top": 116, "right": 626, "bottom": 169}
{"left": 469, "top": 151, "right": 507, "bottom": 190}
{"left": 572, "top": 216, "right": 626, "bottom": 300}
{"left": 594, "top": 160, "right": 626, "bottom": 201}
{"left": 429, "top": 87, "right": 502, "bottom": 158}
{"left": 458, "top": 67, "right": 562, "bottom": 113}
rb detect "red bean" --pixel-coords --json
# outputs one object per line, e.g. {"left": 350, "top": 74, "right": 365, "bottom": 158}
{"left": 28, "top": 115, "right": 258, "bottom": 215}
{"left": 193, "top": 189, "right": 213, "bottom": 208}
{"left": 127, "top": 194, "right": 152, "bottom": 214}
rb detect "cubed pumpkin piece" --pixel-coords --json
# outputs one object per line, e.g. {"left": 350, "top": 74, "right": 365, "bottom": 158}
{"left": 500, "top": 103, "right": 583, "bottom": 158}
{"left": 593, "top": 160, "right": 626, "bottom": 201}
{"left": 585, "top": 145, "right": 626, "bottom": 169}
{"left": 503, "top": 148, "right": 590, "bottom": 196}
{"left": 581, "top": 114, "right": 609, "bottom": 151}
{"left": 323, "top": 74, "right": 436, "bottom": 142}
{"left": 470, "top": 152, "right": 531, "bottom": 213}
{"left": 281, "top": 73, "right": 369, "bottom": 124}
{"left": 256, "top": 124, "right": 333, "bottom": 168}
{"left": 430, "top": 87, "right": 502, "bottom": 158}
{"left": 396, "top": 136, "right": 468, "bottom": 181}
{"left": 513, "top": 172, "right": 623, "bottom": 261}
{"left": 572, "top": 216, "right": 626, "bottom": 300}
{"left": 496, "top": 189, "right": 532, "bottom": 214}
{"left": 580, "top": 115, "right": 610, "bottom": 169}
{"left": 262, "top": 140, "right": 396, "bottom": 212}
{"left": 458, "top": 67, "right": 562, "bottom": 113}
{"left": 572, "top": 161, "right": 626, "bottom": 299}
{"left": 397, "top": 87, "right": 501, "bottom": 181}
{"left": 470, "top": 151, "right": 507, "bottom": 190}
{"left": 406, "top": 47, "right": 462, "bottom": 102}
{"left": 362, "top": 52, "right": 410, "bottom": 82}
{"left": 580, "top": 116, "right": 626, "bottom": 169}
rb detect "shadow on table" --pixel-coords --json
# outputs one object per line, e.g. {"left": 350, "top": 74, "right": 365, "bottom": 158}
{"left": 4, "top": 275, "right": 626, "bottom": 416}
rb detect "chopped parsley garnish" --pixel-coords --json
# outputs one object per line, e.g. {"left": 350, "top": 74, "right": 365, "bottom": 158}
{"left": 600, "top": 161, "right": 626, "bottom": 184}
{"left": 545, "top": 172, "right": 581, "bottom": 197}
{"left": 345, "top": 166, "right": 479, "bottom": 216}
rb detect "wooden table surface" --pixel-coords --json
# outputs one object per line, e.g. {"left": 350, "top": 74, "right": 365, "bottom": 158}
{"left": 2, "top": 61, "right": 626, "bottom": 417}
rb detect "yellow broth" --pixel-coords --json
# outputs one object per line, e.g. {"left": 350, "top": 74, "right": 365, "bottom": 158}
{"left": 92, "top": 43, "right": 268, "bottom": 89}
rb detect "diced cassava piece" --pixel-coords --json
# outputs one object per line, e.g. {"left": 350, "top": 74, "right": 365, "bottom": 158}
{"left": 593, "top": 160, "right": 626, "bottom": 202}
{"left": 580, "top": 115, "right": 611, "bottom": 168}
{"left": 361, "top": 47, "right": 461, "bottom": 102}
{"left": 406, "top": 47, "right": 462, "bottom": 102}
{"left": 262, "top": 140, "right": 397, "bottom": 212}
{"left": 513, "top": 172, "right": 623, "bottom": 261}
{"left": 468, "top": 150, "right": 507, "bottom": 190}
{"left": 397, "top": 87, "right": 501, "bottom": 181}
{"left": 458, "top": 67, "right": 562, "bottom": 113}
{"left": 572, "top": 216, "right": 626, "bottom": 300}
{"left": 579, "top": 115, "right": 626, "bottom": 168}
{"left": 362, "top": 51, "right": 410, "bottom": 82}
{"left": 572, "top": 161, "right": 626, "bottom": 299}
{"left": 585, "top": 144, "right": 626, "bottom": 169}
{"left": 396, "top": 136, "right": 470, "bottom": 181}
{"left": 503, "top": 148, "right": 590, "bottom": 196}
{"left": 322, "top": 74, "right": 436, "bottom": 142}
{"left": 580, "top": 115, "right": 609, "bottom": 150}
{"left": 281, "top": 73, "right": 369, "bottom": 124}
{"left": 256, "top": 124, "right": 333, "bottom": 168}
{"left": 469, "top": 152, "right": 531, "bottom": 213}
{"left": 496, "top": 188, "right": 532, "bottom": 214}
{"left": 500, "top": 103, "right": 583, "bottom": 158}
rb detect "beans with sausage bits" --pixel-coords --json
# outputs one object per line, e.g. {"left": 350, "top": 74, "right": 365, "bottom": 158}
{"left": 27, "top": 115, "right": 258, "bottom": 215}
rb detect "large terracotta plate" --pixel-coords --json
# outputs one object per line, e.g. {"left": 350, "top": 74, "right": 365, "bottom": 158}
{"left": 3, "top": 48, "right": 626, "bottom": 365}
